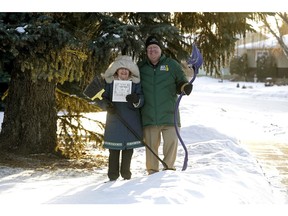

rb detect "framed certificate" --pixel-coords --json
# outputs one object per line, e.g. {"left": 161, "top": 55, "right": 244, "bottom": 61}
{"left": 112, "top": 80, "right": 132, "bottom": 102}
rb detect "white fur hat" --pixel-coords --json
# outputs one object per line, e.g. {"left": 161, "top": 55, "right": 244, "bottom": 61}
{"left": 103, "top": 55, "right": 140, "bottom": 84}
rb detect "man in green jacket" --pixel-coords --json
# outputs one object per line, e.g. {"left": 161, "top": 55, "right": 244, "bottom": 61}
{"left": 138, "top": 35, "right": 193, "bottom": 174}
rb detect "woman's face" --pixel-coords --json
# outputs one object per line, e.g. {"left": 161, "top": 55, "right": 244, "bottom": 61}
{"left": 116, "top": 68, "right": 130, "bottom": 80}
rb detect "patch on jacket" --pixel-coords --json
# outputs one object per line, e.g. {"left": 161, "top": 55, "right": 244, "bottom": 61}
{"left": 160, "top": 65, "right": 169, "bottom": 71}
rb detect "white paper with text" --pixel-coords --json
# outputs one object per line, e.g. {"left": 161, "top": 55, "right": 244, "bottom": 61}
{"left": 112, "top": 80, "right": 132, "bottom": 102}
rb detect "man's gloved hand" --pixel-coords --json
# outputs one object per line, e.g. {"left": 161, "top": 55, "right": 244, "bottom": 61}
{"left": 106, "top": 102, "right": 115, "bottom": 114}
{"left": 181, "top": 83, "right": 193, "bottom": 95}
{"left": 126, "top": 93, "right": 139, "bottom": 103}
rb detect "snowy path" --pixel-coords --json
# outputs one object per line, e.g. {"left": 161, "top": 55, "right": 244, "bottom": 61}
{"left": 189, "top": 78, "right": 288, "bottom": 199}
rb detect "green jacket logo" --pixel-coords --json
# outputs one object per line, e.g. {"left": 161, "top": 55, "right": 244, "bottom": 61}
{"left": 160, "top": 65, "right": 169, "bottom": 71}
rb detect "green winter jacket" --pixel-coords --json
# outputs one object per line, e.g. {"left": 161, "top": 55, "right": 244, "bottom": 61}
{"left": 138, "top": 54, "right": 188, "bottom": 127}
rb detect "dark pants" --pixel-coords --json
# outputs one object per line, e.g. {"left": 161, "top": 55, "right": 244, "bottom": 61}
{"left": 108, "top": 149, "right": 133, "bottom": 180}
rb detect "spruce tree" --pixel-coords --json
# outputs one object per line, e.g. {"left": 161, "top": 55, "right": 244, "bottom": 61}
{"left": 0, "top": 13, "right": 102, "bottom": 155}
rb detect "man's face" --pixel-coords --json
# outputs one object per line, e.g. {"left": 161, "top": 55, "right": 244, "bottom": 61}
{"left": 146, "top": 44, "right": 161, "bottom": 64}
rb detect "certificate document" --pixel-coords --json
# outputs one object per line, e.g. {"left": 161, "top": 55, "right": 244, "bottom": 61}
{"left": 112, "top": 80, "right": 132, "bottom": 102}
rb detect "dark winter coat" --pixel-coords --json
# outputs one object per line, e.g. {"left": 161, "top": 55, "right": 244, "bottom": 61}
{"left": 102, "top": 81, "right": 144, "bottom": 150}
{"left": 138, "top": 54, "right": 188, "bottom": 127}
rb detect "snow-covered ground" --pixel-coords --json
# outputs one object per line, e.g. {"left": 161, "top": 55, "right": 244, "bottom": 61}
{"left": 1, "top": 76, "right": 288, "bottom": 214}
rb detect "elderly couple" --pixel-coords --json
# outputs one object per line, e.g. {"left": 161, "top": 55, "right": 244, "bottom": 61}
{"left": 99, "top": 35, "right": 195, "bottom": 181}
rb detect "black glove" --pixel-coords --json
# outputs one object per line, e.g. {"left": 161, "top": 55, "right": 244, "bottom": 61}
{"left": 182, "top": 83, "right": 193, "bottom": 95}
{"left": 106, "top": 102, "right": 115, "bottom": 114}
{"left": 126, "top": 93, "right": 139, "bottom": 103}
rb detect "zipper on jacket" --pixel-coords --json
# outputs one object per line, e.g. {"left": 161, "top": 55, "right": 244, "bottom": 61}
{"left": 153, "top": 66, "right": 158, "bottom": 125}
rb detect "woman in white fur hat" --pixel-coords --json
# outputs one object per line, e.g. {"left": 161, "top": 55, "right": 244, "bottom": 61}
{"left": 101, "top": 55, "right": 144, "bottom": 181}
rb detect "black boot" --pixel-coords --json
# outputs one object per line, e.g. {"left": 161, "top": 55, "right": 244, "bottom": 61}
{"left": 108, "top": 149, "right": 120, "bottom": 181}
{"left": 120, "top": 149, "right": 133, "bottom": 180}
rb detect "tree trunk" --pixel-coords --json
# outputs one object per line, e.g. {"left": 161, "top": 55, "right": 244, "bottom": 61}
{"left": 0, "top": 64, "right": 58, "bottom": 155}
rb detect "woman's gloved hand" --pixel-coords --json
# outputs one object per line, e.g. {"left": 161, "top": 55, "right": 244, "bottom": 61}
{"left": 126, "top": 93, "right": 139, "bottom": 103}
{"left": 106, "top": 102, "right": 116, "bottom": 114}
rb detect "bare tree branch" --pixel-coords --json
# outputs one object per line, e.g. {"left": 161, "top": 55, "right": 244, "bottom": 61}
{"left": 260, "top": 13, "right": 288, "bottom": 58}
